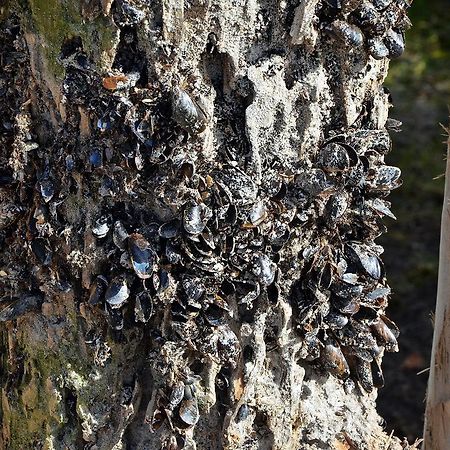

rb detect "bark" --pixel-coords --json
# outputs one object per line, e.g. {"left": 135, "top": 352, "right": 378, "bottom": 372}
{"left": 423, "top": 125, "right": 450, "bottom": 450}
{"left": 0, "top": 1, "right": 416, "bottom": 449}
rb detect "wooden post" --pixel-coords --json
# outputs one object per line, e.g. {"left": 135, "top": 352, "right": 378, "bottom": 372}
{"left": 424, "top": 125, "right": 450, "bottom": 450}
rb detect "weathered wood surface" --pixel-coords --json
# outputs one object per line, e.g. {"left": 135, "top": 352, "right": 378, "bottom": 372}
{"left": 424, "top": 127, "right": 450, "bottom": 450}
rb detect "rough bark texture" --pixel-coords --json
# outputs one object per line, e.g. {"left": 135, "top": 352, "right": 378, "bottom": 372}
{"left": 0, "top": 1, "right": 415, "bottom": 449}
{"left": 423, "top": 126, "right": 450, "bottom": 450}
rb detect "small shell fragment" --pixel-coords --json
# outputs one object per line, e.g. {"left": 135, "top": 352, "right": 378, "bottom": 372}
{"left": 113, "top": 221, "right": 129, "bottom": 249}
{"left": 92, "top": 216, "right": 111, "bottom": 238}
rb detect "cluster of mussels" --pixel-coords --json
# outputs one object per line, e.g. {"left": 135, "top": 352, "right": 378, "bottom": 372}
{"left": 323, "top": 0, "right": 411, "bottom": 59}
{"left": 290, "top": 129, "right": 401, "bottom": 392}
{"left": 0, "top": 0, "right": 407, "bottom": 445}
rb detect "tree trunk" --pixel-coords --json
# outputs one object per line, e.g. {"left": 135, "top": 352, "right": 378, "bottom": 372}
{"left": 0, "top": 1, "right": 415, "bottom": 449}
{"left": 423, "top": 126, "right": 450, "bottom": 450}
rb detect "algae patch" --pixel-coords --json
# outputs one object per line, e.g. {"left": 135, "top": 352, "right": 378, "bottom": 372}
{"left": 28, "top": 0, "right": 118, "bottom": 78}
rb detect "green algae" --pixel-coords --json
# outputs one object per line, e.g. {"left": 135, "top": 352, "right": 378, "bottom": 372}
{"left": 27, "top": 0, "right": 118, "bottom": 78}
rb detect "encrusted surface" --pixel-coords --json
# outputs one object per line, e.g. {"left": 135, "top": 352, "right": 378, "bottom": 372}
{"left": 0, "top": 1, "right": 413, "bottom": 449}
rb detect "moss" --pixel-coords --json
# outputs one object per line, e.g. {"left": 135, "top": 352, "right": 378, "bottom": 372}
{"left": 26, "top": 0, "right": 118, "bottom": 79}
{"left": 6, "top": 365, "right": 61, "bottom": 449}
{"left": 2, "top": 306, "right": 92, "bottom": 449}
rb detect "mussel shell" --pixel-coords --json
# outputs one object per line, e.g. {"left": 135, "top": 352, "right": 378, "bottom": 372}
{"left": 371, "top": 0, "right": 392, "bottom": 9}
{"left": 115, "top": 2, "right": 145, "bottom": 26}
{"left": 302, "top": 332, "right": 322, "bottom": 361}
{"left": 204, "top": 303, "right": 226, "bottom": 326}
{"left": 156, "top": 269, "right": 171, "bottom": 293}
{"left": 89, "top": 275, "right": 108, "bottom": 305}
{"left": 105, "top": 302, "right": 124, "bottom": 330}
{"left": 217, "top": 325, "right": 240, "bottom": 365}
{"left": 318, "top": 143, "right": 351, "bottom": 172}
{"left": 252, "top": 254, "right": 276, "bottom": 286}
{"left": 159, "top": 219, "right": 181, "bottom": 239}
{"left": 172, "top": 87, "right": 207, "bottom": 135}
{"left": 384, "top": 29, "right": 405, "bottom": 59}
{"left": 128, "top": 233, "right": 157, "bottom": 279}
{"left": 332, "top": 294, "right": 361, "bottom": 315}
{"left": 39, "top": 179, "right": 55, "bottom": 203}
{"left": 345, "top": 243, "right": 382, "bottom": 279}
{"left": 248, "top": 201, "right": 267, "bottom": 226}
{"left": 370, "top": 316, "right": 399, "bottom": 351}
{"left": 134, "top": 290, "right": 153, "bottom": 323}
{"left": 89, "top": 148, "right": 103, "bottom": 168}
{"left": 236, "top": 404, "right": 250, "bottom": 422}
{"left": 182, "top": 276, "right": 205, "bottom": 301}
{"left": 366, "top": 286, "right": 390, "bottom": 302}
{"left": 354, "top": 2, "right": 381, "bottom": 31}
{"left": 366, "top": 198, "right": 396, "bottom": 219}
{"left": 92, "top": 216, "right": 111, "bottom": 238}
{"left": 373, "top": 165, "right": 401, "bottom": 190}
{"left": 371, "top": 358, "right": 384, "bottom": 388}
{"left": 31, "top": 238, "right": 53, "bottom": 266}
{"left": 321, "top": 341, "right": 350, "bottom": 379}
{"left": 319, "top": 263, "right": 333, "bottom": 289}
{"left": 355, "top": 357, "right": 373, "bottom": 392}
{"left": 113, "top": 221, "right": 129, "bottom": 249}
{"left": 178, "top": 396, "right": 199, "bottom": 426}
{"left": 215, "top": 168, "right": 258, "bottom": 205}
{"left": 183, "top": 203, "right": 212, "bottom": 235}
{"left": 331, "top": 280, "right": 364, "bottom": 298}
{"left": 368, "top": 37, "right": 389, "bottom": 59}
{"left": 324, "top": 310, "right": 349, "bottom": 329}
{"left": 167, "top": 382, "right": 185, "bottom": 411}
{"left": 324, "top": 191, "right": 348, "bottom": 223}
{"left": 296, "top": 169, "right": 329, "bottom": 196}
{"left": 166, "top": 241, "right": 182, "bottom": 264}
{"left": 105, "top": 276, "right": 130, "bottom": 308}
{"left": 330, "top": 20, "right": 364, "bottom": 47}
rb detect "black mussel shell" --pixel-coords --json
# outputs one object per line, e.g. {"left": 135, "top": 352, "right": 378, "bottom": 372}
{"left": 318, "top": 143, "right": 351, "bottom": 173}
{"left": 330, "top": 20, "right": 364, "bottom": 47}
{"left": 384, "top": 29, "right": 405, "bottom": 59}
{"left": 89, "top": 275, "right": 108, "bottom": 305}
{"left": 178, "top": 396, "right": 199, "bottom": 426}
{"left": 252, "top": 254, "right": 276, "bottom": 286}
{"left": 321, "top": 340, "right": 350, "bottom": 379}
{"left": 128, "top": 233, "right": 157, "bottom": 279}
{"left": 105, "top": 302, "right": 124, "bottom": 330}
{"left": 172, "top": 87, "right": 207, "bottom": 135}
{"left": 92, "top": 216, "right": 111, "bottom": 238}
{"left": 31, "top": 238, "right": 53, "bottom": 266}
{"left": 113, "top": 221, "right": 129, "bottom": 249}
{"left": 183, "top": 203, "right": 212, "bottom": 235}
{"left": 135, "top": 290, "right": 153, "bottom": 323}
{"left": 105, "top": 276, "right": 130, "bottom": 309}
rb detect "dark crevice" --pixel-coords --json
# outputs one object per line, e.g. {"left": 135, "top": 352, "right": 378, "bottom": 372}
{"left": 112, "top": 26, "right": 148, "bottom": 88}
